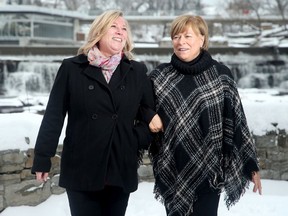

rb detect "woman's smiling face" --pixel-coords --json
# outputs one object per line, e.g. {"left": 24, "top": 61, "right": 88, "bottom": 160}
{"left": 172, "top": 27, "right": 204, "bottom": 62}
{"left": 98, "top": 17, "right": 128, "bottom": 57}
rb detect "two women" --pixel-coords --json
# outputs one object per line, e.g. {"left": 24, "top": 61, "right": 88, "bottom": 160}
{"left": 32, "top": 10, "right": 261, "bottom": 216}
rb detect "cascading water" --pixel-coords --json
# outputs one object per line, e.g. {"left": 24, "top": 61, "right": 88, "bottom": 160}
{"left": 0, "top": 53, "right": 288, "bottom": 98}
{"left": 2, "top": 61, "right": 60, "bottom": 96}
{"left": 213, "top": 53, "right": 288, "bottom": 91}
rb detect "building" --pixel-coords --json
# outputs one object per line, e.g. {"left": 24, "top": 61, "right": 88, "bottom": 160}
{"left": 0, "top": 5, "right": 84, "bottom": 46}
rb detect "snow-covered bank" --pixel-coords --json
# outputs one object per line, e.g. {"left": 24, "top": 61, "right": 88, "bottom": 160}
{"left": 1, "top": 180, "right": 288, "bottom": 216}
{"left": 1, "top": 88, "right": 288, "bottom": 152}
{"left": 0, "top": 88, "right": 288, "bottom": 215}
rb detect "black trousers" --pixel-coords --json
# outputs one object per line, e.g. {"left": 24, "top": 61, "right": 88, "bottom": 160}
{"left": 66, "top": 186, "right": 130, "bottom": 216}
{"left": 166, "top": 181, "right": 220, "bottom": 216}
{"left": 191, "top": 188, "right": 220, "bottom": 216}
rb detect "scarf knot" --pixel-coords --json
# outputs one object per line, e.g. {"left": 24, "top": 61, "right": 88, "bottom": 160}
{"left": 87, "top": 45, "right": 122, "bottom": 83}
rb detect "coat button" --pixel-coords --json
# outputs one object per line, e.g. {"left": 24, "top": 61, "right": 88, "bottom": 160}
{"left": 92, "top": 114, "right": 98, "bottom": 119}
{"left": 88, "top": 85, "right": 94, "bottom": 90}
{"left": 112, "top": 114, "right": 118, "bottom": 120}
{"left": 120, "top": 85, "right": 125, "bottom": 90}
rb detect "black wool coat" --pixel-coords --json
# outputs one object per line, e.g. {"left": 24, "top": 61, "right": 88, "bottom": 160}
{"left": 32, "top": 54, "right": 154, "bottom": 193}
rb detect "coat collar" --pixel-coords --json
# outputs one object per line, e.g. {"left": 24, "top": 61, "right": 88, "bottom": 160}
{"left": 73, "top": 54, "right": 132, "bottom": 88}
{"left": 71, "top": 53, "right": 89, "bottom": 64}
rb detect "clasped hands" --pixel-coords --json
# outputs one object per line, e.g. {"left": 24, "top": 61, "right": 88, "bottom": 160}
{"left": 149, "top": 114, "right": 164, "bottom": 133}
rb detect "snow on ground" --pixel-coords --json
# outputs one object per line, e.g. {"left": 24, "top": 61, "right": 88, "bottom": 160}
{"left": 0, "top": 88, "right": 288, "bottom": 215}
{"left": 239, "top": 88, "right": 288, "bottom": 135}
{"left": 1, "top": 88, "right": 288, "bottom": 152}
{"left": 1, "top": 180, "right": 288, "bottom": 216}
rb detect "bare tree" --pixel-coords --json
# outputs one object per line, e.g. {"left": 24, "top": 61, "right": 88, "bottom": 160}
{"left": 181, "top": 0, "right": 205, "bottom": 15}
{"left": 84, "top": 0, "right": 117, "bottom": 11}
{"left": 264, "top": 0, "right": 288, "bottom": 29}
{"left": 87, "top": 0, "right": 98, "bottom": 10}
{"left": 145, "top": 0, "right": 205, "bottom": 15}
{"left": 274, "top": 0, "right": 288, "bottom": 28}
{"left": 117, "top": 0, "right": 135, "bottom": 14}
{"left": 226, "top": 0, "right": 265, "bottom": 39}
{"left": 275, "top": 0, "right": 288, "bottom": 19}
{"left": 63, "top": 0, "right": 81, "bottom": 10}
{"left": 227, "top": 0, "right": 251, "bottom": 17}
{"left": 227, "top": 0, "right": 270, "bottom": 28}
{"left": 247, "top": 0, "right": 265, "bottom": 33}
{"left": 175, "top": 0, "right": 184, "bottom": 10}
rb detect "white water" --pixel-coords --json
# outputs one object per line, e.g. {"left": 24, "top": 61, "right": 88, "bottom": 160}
{"left": 1, "top": 53, "right": 288, "bottom": 96}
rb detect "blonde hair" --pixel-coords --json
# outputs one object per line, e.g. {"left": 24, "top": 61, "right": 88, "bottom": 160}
{"left": 78, "top": 10, "right": 134, "bottom": 59}
{"left": 170, "top": 14, "right": 209, "bottom": 50}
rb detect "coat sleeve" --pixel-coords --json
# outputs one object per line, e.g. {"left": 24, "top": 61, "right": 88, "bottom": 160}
{"left": 140, "top": 66, "right": 157, "bottom": 123}
{"left": 133, "top": 63, "right": 156, "bottom": 150}
{"left": 138, "top": 67, "right": 157, "bottom": 125}
{"left": 31, "top": 59, "right": 69, "bottom": 173}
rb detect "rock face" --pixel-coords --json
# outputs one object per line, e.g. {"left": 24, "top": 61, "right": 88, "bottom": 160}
{"left": 0, "top": 129, "right": 288, "bottom": 211}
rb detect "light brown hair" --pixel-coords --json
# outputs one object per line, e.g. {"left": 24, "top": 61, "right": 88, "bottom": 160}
{"left": 170, "top": 14, "right": 209, "bottom": 50}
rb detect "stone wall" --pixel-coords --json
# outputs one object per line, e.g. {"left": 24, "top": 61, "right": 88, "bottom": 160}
{"left": 0, "top": 130, "right": 287, "bottom": 212}
{"left": 254, "top": 129, "right": 288, "bottom": 180}
{"left": 0, "top": 146, "right": 65, "bottom": 212}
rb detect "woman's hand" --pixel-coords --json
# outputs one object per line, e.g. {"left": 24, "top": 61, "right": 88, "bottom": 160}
{"left": 252, "top": 171, "right": 262, "bottom": 195}
{"left": 36, "top": 172, "right": 49, "bottom": 182}
{"left": 149, "top": 114, "right": 164, "bottom": 133}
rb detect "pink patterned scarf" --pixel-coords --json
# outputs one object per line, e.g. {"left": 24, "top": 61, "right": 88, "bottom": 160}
{"left": 87, "top": 45, "right": 122, "bottom": 83}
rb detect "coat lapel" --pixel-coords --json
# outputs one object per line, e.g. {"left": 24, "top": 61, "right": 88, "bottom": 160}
{"left": 82, "top": 65, "right": 108, "bottom": 87}
{"left": 71, "top": 54, "right": 109, "bottom": 87}
{"left": 77, "top": 54, "right": 132, "bottom": 90}
{"left": 109, "top": 57, "right": 131, "bottom": 90}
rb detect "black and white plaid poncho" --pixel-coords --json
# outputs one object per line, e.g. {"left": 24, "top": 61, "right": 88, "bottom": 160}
{"left": 149, "top": 51, "right": 259, "bottom": 216}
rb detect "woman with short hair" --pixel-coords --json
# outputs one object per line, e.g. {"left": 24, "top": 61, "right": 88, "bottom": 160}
{"left": 148, "top": 14, "right": 262, "bottom": 216}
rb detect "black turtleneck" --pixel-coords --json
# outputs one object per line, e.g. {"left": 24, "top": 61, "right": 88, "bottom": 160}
{"left": 170, "top": 50, "right": 213, "bottom": 75}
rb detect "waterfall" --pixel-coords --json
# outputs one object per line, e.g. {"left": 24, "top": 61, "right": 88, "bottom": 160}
{"left": 3, "top": 61, "right": 60, "bottom": 96}
{"left": 0, "top": 52, "right": 288, "bottom": 97}
{"left": 214, "top": 53, "right": 288, "bottom": 91}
